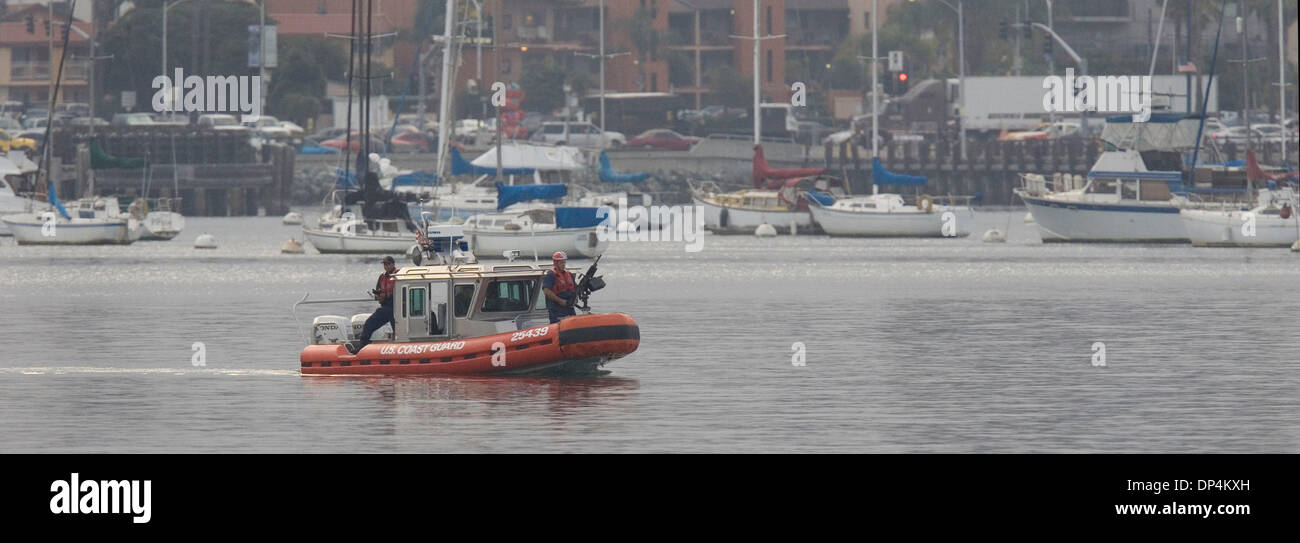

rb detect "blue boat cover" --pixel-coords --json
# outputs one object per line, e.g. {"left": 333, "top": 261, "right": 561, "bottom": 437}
{"left": 554, "top": 206, "right": 604, "bottom": 229}
{"left": 47, "top": 177, "right": 70, "bottom": 219}
{"left": 496, "top": 182, "right": 567, "bottom": 210}
{"left": 393, "top": 171, "right": 439, "bottom": 186}
{"left": 806, "top": 189, "right": 836, "bottom": 206}
{"left": 335, "top": 168, "right": 358, "bottom": 189}
{"left": 872, "top": 158, "right": 927, "bottom": 186}
{"left": 451, "top": 147, "right": 534, "bottom": 177}
{"left": 598, "top": 152, "right": 650, "bottom": 183}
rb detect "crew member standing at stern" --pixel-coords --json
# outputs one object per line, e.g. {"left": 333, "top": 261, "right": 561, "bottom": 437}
{"left": 542, "top": 251, "right": 577, "bottom": 323}
{"left": 348, "top": 256, "right": 398, "bottom": 354}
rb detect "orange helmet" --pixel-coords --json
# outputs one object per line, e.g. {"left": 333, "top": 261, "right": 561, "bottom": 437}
{"left": 552, "top": 251, "right": 567, "bottom": 261}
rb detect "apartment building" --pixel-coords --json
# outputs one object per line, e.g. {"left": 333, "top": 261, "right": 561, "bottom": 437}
{"left": 0, "top": 4, "right": 92, "bottom": 106}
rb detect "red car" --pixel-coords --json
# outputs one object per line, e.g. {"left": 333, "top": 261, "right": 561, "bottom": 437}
{"left": 321, "top": 132, "right": 385, "bottom": 152}
{"left": 627, "top": 129, "right": 699, "bottom": 151}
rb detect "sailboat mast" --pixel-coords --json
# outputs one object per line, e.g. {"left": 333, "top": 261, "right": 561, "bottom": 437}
{"left": 871, "top": 0, "right": 878, "bottom": 195}
{"left": 436, "top": 0, "right": 456, "bottom": 178}
{"left": 1279, "top": 0, "right": 1287, "bottom": 166}
{"left": 753, "top": 0, "right": 760, "bottom": 146}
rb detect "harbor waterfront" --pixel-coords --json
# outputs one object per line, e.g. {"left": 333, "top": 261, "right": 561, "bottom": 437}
{"left": 1, "top": 213, "right": 1295, "bottom": 453}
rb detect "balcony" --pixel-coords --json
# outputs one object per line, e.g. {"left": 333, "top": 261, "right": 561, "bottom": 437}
{"left": 10, "top": 60, "right": 89, "bottom": 81}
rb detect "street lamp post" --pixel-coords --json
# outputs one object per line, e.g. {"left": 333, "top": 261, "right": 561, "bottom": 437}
{"left": 933, "top": 0, "right": 966, "bottom": 160}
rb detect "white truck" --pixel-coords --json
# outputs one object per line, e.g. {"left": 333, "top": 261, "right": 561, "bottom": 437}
{"left": 951, "top": 75, "right": 1219, "bottom": 134}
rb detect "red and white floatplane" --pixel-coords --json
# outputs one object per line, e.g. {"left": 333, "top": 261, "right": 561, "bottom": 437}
{"left": 295, "top": 226, "right": 639, "bottom": 376}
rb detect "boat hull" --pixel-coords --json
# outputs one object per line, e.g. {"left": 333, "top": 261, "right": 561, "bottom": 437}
{"left": 303, "top": 228, "right": 417, "bottom": 254}
{"left": 1020, "top": 194, "right": 1187, "bottom": 243}
{"left": 139, "top": 211, "right": 185, "bottom": 241}
{"left": 810, "top": 203, "right": 974, "bottom": 237}
{"left": 467, "top": 227, "right": 607, "bottom": 259}
{"left": 1, "top": 215, "right": 136, "bottom": 245}
{"left": 691, "top": 195, "right": 812, "bottom": 235}
{"left": 300, "top": 313, "right": 639, "bottom": 376}
{"left": 1180, "top": 208, "right": 1300, "bottom": 247}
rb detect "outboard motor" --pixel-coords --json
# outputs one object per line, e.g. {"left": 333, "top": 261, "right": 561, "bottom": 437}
{"left": 350, "top": 314, "right": 370, "bottom": 339}
{"left": 311, "top": 315, "right": 351, "bottom": 345}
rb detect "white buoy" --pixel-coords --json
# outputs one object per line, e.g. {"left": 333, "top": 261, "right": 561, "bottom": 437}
{"left": 281, "top": 239, "right": 305, "bottom": 254}
{"left": 982, "top": 228, "right": 1007, "bottom": 243}
{"left": 754, "top": 223, "right": 777, "bottom": 237}
{"left": 193, "top": 233, "right": 217, "bottom": 249}
{"left": 1023, "top": 212, "right": 1035, "bottom": 223}
{"left": 282, "top": 211, "right": 303, "bottom": 225}
{"left": 1291, "top": 240, "right": 1300, "bottom": 252}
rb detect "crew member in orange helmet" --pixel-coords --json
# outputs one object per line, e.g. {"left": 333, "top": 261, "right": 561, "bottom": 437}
{"left": 541, "top": 251, "right": 577, "bottom": 323}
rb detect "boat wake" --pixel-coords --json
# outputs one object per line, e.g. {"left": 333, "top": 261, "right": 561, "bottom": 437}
{"left": 0, "top": 367, "right": 299, "bottom": 377}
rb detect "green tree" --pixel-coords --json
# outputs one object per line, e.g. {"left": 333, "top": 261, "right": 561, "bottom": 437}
{"left": 617, "top": 6, "right": 662, "bottom": 91}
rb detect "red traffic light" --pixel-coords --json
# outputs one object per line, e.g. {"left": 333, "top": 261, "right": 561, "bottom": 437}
{"left": 897, "top": 72, "right": 908, "bottom": 82}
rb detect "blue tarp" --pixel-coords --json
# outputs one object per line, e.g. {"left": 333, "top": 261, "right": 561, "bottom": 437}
{"left": 496, "top": 182, "right": 566, "bottom": 210}
{"left": 806, "top": 189, "right": 836, "bottom": 206}
{"left": 451, "top": 147, "right": 534, "bottom": 177}
{"left": 872, "top": 158, "right": 927, "bottom": 186}
{"left": 47, "top": 178, "right": 70, "bottom": 220}
{"left": 598, "top": 152, "right": 650, "bottom": 183}
{"left": 554, "top": 206, "right": 604, "bottom": 229}
{"left": 1105, "top": 113, "right": 1200, "bottom": 123}
{"left": 393, "top": 171, "right": 439, "bottom": 186}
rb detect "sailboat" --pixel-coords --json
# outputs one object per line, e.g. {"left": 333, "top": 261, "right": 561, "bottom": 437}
{"left": 1, "top": 2, "right": 138, "bottom": 245}
{"left": 1180, "top": 151, "right": 1298, "bottom": 247}
{"left": 302, "top": 0, "right": 421, "bottom": 254}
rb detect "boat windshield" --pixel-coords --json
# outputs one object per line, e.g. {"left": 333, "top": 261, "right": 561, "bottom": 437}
{"left": 480, "top": 279, "right": 538, "bottom": 313}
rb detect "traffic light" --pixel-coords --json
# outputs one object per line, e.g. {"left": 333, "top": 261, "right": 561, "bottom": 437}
{"left": 26, "top": 15, "right": 35, "bottom": 33}
{"left": 61, "top": 23, "right": 69, "bottom": 40}
{"left": 44, "top": 19, "right": 50, "bottom": 35}
{"left": 1043, "top": 37, "right": 1053, "bottom": 57}
{"left": 896, "top": 72, "right": 909, "bottom": 94}
{"left": 999, "top": 20, "right": 1009, "bottom": 40}
{"left": 1023, "top": 23, "right": 1032, "bottom": 39}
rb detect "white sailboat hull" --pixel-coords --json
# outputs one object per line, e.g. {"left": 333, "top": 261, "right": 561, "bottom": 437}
{"left": 1020, "top": 194, "right": 1188, "bottom": 243}
{"left": 140, "top": 211, "right": 185, "bottom": 241}
{"left": 810, "top": 203, "right": 974, "bottom": 237}
{"left": 691, "top": 196, "right": 812, "bottom": 234}
{"left": 303, "top": 228, "right": 417, "bottom": 254}
{"left": 1, "top": 214, "right": 137, "bottom": 245}
{"left": 466, "top": 227, "right": 607, "bottom": 259}
{"left": 1180, "top": 208, "right": 1300, "bottom": 247}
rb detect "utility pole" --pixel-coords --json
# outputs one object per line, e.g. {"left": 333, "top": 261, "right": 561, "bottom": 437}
{"left": 575, "top": 1, "right": 628, "bottom": 135}
{"left": 730, "top": 0, "right": 784, "bottom": 145}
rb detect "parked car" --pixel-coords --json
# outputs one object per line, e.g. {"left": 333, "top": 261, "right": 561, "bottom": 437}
{"left": 388, "top": 130, "right": 433, "bottom": 153}
{"left": 627, "top": 129, "right": 699, "bottom": 151}
{"left": 67, "top": 117, "right": 109, "bottom": 128}
{"left": 0, "top": 128, "right": 39, "bottom": 152}
{"left": 0, "top": 117, "right": 21, "bottom": 131}
{"left": 279, "top": 121, "right": 306, "bottom": 135}
{"left": 1211, "top": 125, "right": 1286, "bottom": 145}
{"left": 310, "top": 127, "right": 349, "bottom": 142}
{"left": 197, "top": 114, "right": 246, "bottom": 131}
{"left": 111, "top": 113, "right": 157, "bottom": 127}
{"left": 321, "top": 132, "right": 385, "bottom": 152}
{"left": 244, "top": 115, "right": 292, "bottom": 138}
{"left": 532, "top": 122, "right": 625, "bottom": 148}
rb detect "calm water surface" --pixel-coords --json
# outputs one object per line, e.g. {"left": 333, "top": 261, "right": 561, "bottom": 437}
{"left": 1, "top": 212, "right": 1296, "bottom": 452}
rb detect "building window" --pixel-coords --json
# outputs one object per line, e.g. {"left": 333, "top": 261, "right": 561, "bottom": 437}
{"left": 865, "top": 11, "right": 870, "bottom": 29}
{"left": 503, "top": 14, "right": 512, "bottom": 29}
{"left": 651, "top": 73, "right": 658, "bottom": 92}
{"left": 767, "top": 6, "right": 772, "bottom": 35}
{"left": 766, "top": 50, "right": 773, "bottom": 82}
{"left": 502, "top": 59, "right": 512, "bottom": 74}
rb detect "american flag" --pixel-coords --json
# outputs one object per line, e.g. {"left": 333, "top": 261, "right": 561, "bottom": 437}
{"left": 415, "top": 229, "right": 429, "bottom": 248}
{"left": 1177, "top": 61, "right": 1198, "bottom": 73}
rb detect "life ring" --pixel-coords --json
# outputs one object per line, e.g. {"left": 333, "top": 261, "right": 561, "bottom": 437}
{"left": 917, "top": 194, "right": 934, "bottom": 213}
{"left": 1281, "top": 203, "right": 1293, "bottom": 220}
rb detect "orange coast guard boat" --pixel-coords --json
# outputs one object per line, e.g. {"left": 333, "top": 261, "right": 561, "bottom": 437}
{"left": 297, "top": 228, "right": 637, "bottom": 376}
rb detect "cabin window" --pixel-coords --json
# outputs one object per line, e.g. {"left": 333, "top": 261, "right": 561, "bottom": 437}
{"left": 1087, "top": 179, "right": 1117, "bottom": 194}
{"left": 1121, "top": 180, "right": 1138, "bottom": 200}
{"left": 408, "top": 287, "right": 425, "bottom": 317}
{"left": 454, "top": 284, "right": 475, "bottom": 317}
{"left": 481, "top": 279, "right": 537, "bottom": 313}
